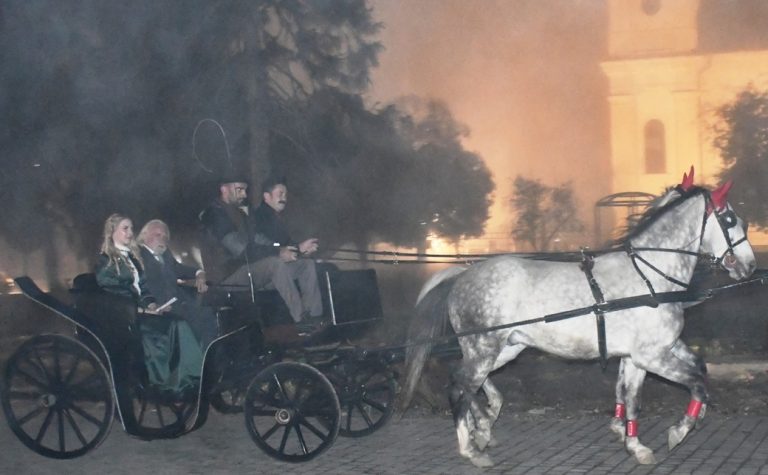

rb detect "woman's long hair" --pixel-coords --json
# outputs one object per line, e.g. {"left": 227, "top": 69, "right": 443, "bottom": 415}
{"left": 100, "top": 213, "right": 144, "bottom": 270}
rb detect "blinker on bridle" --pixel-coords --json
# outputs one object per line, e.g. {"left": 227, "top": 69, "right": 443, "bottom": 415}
{"left": 704, "top": 193, "right": 747, "bottom": 269}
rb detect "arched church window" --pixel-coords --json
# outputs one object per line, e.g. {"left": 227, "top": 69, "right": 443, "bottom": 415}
{"left": 644, "top": 119, "right": 666, "bottom": 174}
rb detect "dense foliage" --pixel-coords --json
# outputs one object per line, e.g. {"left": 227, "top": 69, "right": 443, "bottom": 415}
{"left": 713, "top": 86, "right": 768, "bottom": 229}
{"left": 0, "top": 1, "right": 493, "bottom": 285}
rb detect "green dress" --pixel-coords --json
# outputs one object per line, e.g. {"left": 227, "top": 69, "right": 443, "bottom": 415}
{"left": 95, "top": 252, "right": 203, "bottom": 394}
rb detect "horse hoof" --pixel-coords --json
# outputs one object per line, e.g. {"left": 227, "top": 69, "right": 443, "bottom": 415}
{"left": 474, "top": 432, "right": 491, "bottom": 451}
{"left": 668, "top": 425, "right": 688, "bottom": 450}
{"left": 470, "top": 454, "right": 495, "bottom": 468}
{"left": 474, "top": 431, "right": 499, "bottom": 450}
{"left": 635, "top": 449, "right": 657, "bottom": 465}
{"left": 609, "top": 417, "right": 626, "bottom": 442}
{"left": 626, "top": 437, "right": 656, "bottom": 465}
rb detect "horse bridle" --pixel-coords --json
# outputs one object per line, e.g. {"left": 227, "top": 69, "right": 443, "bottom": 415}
{"left": 625, "top": 189, "right": 748, "bottom": 296}
{"left": 708, "top": 203, "right": 747, "bottom": 268}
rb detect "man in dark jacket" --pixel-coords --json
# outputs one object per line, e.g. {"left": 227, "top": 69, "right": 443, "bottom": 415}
{"left": 138, "top": 219, "right": 218, "bottom": 347}
{"left": 198, "top": 176, "right": 323, "bottom": 328}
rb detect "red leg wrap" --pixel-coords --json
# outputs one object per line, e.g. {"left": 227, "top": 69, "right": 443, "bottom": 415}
{"left": 626, "top": 420, "right": 638, "bottom": 437}
{"left": 686, "top": 399, "right": 703, "bottom": 418}
{"left": 614, "top": 403, "right": 626, "bottom": 420}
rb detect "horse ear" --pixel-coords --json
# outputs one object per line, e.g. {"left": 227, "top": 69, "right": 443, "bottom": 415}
{"left": 711, "top": 180, "right": 733, "bottom": 210}
{"left": 680, "top": 166, "right": 695, "bottom": 191}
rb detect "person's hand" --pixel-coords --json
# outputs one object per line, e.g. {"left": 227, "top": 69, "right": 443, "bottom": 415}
{"left": 195, "top": 272, "right": 209, "bottom": 293}
{"left": 299, "top": 238, "right": 319, "bottom": 256}
{"left": 279, "top": 246, "right": 298, "bottom": 262}
{"left": 144, "top": 303, "right": 160, "bottom": 315}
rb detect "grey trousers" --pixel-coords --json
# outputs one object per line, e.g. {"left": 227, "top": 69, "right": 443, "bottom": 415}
{"left": 221, "top": 257, "right": 323, "bottom": 322}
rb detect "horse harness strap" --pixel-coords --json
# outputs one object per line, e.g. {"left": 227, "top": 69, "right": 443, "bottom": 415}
{"left": 625, "top": 244, "right": 694, "bottom": 295}
{"left": 580, "top": 251, "right": 609, "bottom": 370}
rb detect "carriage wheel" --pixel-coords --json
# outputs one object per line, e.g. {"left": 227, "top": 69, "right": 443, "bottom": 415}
{"left": 1, "top": 334, "right": 114, "bottom": 459}
{"left": 244, "top": 362, "right": 340, "bottom": 462}
{"left": 209, "top": 386, "right": 245, "bottom": 414}
{"left": 125, "top": 384, "right": 197, "bottom": 439}
{"left": 324, "top": 360, "right": 396, "bottom": 437}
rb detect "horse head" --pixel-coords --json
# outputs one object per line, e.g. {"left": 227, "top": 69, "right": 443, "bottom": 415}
{"left": 700, "top": 180, "right": 756, "bottom": 280}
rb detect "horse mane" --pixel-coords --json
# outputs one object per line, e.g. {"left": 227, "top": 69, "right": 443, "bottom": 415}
{"left": 612, "top": 186, "right": 708, "bottom": 246}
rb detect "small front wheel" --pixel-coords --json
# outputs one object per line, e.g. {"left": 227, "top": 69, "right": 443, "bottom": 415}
{"left": 244, "top": 362, "right": 340, "bottom": 462}
{"left": 324, "top": 360, "right": 396, "bottom": 437}
{"left": 1, "top": 334, "right": 114, "bottom": 458}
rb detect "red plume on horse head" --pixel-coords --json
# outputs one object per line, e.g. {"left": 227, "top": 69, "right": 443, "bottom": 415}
{"left": 710, "top": 180, "right": 734, "bottom": 210}
{"left": 679, "top": 166, "right": 695, "bottom": 191}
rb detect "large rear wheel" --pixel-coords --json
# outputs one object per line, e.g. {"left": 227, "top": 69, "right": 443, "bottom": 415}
{"left": 244, "top": 362, "right": 340, "bottom": 462}
{"left": 1, "top": 334, "right": 114, "bottom": 459}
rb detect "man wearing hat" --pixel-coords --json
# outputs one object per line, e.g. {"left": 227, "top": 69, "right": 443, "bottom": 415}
{"left": 199, "top": 174, "right": 323, "bottom": 331}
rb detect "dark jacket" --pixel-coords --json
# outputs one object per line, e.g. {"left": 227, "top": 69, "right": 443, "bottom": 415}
{"left": 139, "top": 246, "right": 200, "bottom": 305}
{"left": 252, "top": 201, "right": 294, "bottom": 247}
{"left": 199, "top": 199, "right": 277, "bottom": 283}
{"left": 94, "top": 252, "right": 156, "bottom": 309}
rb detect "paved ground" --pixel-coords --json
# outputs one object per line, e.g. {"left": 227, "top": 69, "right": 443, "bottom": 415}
{"left": 2, "top": 405, "right": 768, "bottom": 474}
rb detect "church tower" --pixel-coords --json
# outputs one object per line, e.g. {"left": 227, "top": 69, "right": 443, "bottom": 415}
{"left": 602, "top": 0, "right": 707, "bottom": 194}
{"left": 608, "top": 0, "right": 699, "bottom": 58}
{"left": 601, "top": 0, "right": 768, "bottom": 246}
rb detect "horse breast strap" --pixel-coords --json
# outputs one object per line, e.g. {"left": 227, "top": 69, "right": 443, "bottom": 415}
{"left": 580, "top": 250, "right": 609, "bottom": 370}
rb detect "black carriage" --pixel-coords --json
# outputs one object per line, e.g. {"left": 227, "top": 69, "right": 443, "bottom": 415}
{"left": 1, "top": 268, "right": 397, "bottom": 462}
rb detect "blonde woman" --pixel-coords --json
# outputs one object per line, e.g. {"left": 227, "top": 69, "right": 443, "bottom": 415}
{"left": 95, "top": 213, "right": 202, "bottom": 396}
{"left": 95, "top": 213, "right": 158, "bottom": 311}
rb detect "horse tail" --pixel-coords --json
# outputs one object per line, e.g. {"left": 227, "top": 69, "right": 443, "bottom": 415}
{"left": 398, "top": 266, "right": 466, "bottom": 414}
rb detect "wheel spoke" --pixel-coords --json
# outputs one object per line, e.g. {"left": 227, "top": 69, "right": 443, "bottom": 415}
{"left": 13, "top": 365, "right": 49, "bottom": 391}
{"left": 249, "top": 407, "right": 277, "bottom": 417}
{"left": 8, "top": 390, "right": 44, "bottom": 400}
{"left": 16, "top": 405, "right": 48, "bottom": 426}
{"left": 278, "top": 424, "right": 291, "bottom": 454}
{"left": 294, "top": 423, "right": 309, "bottom": 455}
{"left": 137, "top": 398, "right": 149, "bottom": 423}
{"left": 30, "top": 346, "right": 52, "bottom": 384}
{"left": 70, "top": 372, "right": 104, "bottom": 394}
{"left": 360, "top": 395, "right": 387, "bottom": 413}
{"left": 62, "top": 355, "right": 83, "bottom": 386}
{"left": 261, "top": 422, "right": 281, "bottom": 441}
{"left": 57, "top": 408, "right": 66, "bottom": 452}
{"left": 345, "top": 404, "right": 353, "bottom": 432}
{"left": 271, "top": 373, "right": 288, "bottom": 404}
{"left": 52, "top": 340, "right": 63, "bottom": 383}
{"left": 299, "top": 416, "right": 330, "bottom": 440}
{"left": 67, "top": 401, "right": 104, "bottom": 427}
{"left": 63, "top": 408, "right": 88, "bottom": 446}
{"left": 155, "top": 402, "right": 167, "bottom": 426}
{"left": 35, "top": 407, "right": 55, "bottom": 443}
{"left": 355, "top": 402, "right": 375, "bottom": 428}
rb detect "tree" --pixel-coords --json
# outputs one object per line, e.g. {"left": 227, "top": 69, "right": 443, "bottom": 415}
{"left": 0, "top": 0, "right": 383, "bottom": 280}
{"left": 0, "top": 2, "right": 493, "bottom": 283}
{"left": 510, "top": 176, "right": 583, "bottom": 251}
{"left": 713, "top": 85, "right": 768, "bottom": 229}
{"left": 265, "top": 92, "right": 494, "bottom": 253}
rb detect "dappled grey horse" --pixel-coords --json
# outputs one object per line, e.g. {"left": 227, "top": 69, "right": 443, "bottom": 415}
{"left": 400, "top": 169, "right": 756, "bottom": 467}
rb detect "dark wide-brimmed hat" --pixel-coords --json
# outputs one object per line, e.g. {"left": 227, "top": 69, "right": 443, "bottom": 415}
{"left": 217, "top": 169, "right": 250, "bottom": 186}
